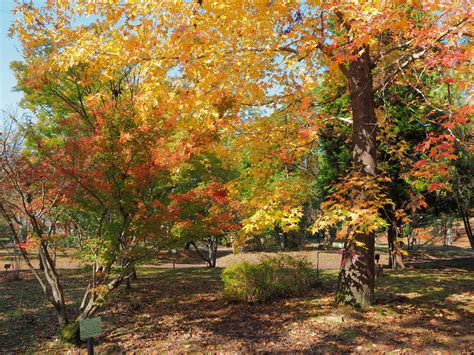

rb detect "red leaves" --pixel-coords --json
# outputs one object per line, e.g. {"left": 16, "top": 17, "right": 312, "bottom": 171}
{"left": 413, "top": 159, "right": 428, "bottom": 168}
{"left": 17, "top": 238, "right": 37, "bottom": 252}
{"left": 417, "top": 133, "right": 458, "bottom": 163}
{"left": 427, "top": 183, "right": 451, "bottom": 193}
{"left": 298, "top": 129, "right": 310, "bottom": 139}
{"left": 169, "top": 180, "right": 239, "bottom": 237}
{"left": 440, "top": 50, "right": 467, "bottom": 68}
{"left": 207, "top": 183, "right": 228, "bottom": 204}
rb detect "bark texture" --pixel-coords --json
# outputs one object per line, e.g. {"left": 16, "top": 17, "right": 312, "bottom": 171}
{"left": 336, "top": 46, "right": 376, "bottom": 307}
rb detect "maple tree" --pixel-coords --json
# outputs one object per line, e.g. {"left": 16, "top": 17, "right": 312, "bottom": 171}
{"left": 227, "top": 109, "right": 315, "bottom": 250}
{"left": 8, "top": 13, "right": 248, "bottom": 342}
{"left": 169, "top": 153, "right": 239, "bottom": 267}
{"left": 0, "top": 116, "right": 69, "bottom": 326}
{"left": 7, "top": 60, "right": 221, "bottom": 340}
{"left": 12, "top": 0, "right": 472, "bottom": 309}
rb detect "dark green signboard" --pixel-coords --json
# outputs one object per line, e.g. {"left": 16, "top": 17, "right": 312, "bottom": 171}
{"left": 80, "top": 317, "right": 102, "bottom": 340}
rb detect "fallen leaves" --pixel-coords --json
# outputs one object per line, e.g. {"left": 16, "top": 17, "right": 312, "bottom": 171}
{"left": 1, "top": 265, "right": 473, "bottom": 353}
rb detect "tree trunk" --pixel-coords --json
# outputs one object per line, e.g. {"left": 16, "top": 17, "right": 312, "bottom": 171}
{"left": 387, "top": 210, "right": 405, "bottom": 270}
{"left": 0, "top": 203, "right": 70, "bottom": 327}
{"left": 460, "top": 207, "right": 474, "bottom": 249}
{"left": 188, "top": 240, "right": 214, "bottom": 266}
{"left": 38, "top": 242, "right": 69, "bottom": 327}
{"left": 279, "top": 232, "right": 286, "bottom": 250}
{"left": 325, "top": 228, "right": 337, "bottom": 247}
{"left": 296, "top": 230, "right": 307, "bottom": 250}
{"left": 38, "top": 246, "right": 45, "bottom": 271}
{"left": 336, "top": 46, "right": 376, "bottom": 307}
{"left": 444, "top": 218, "right": 453, "bottom": 246}
{"left": 207, "top": 236, "right": 218, "bottom": 268}
{"left": 121, "top": 257, "right": 135, "bottom": 289}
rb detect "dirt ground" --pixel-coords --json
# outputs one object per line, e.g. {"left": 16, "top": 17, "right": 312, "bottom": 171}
{"left": 0, "top": 244, "right": 355, "bottom": 271}
{"left": 1, "top": 245, "right": 473, "bottom": 353}
{"left": 1, "top": 226, "right": 471, "bottom": 271}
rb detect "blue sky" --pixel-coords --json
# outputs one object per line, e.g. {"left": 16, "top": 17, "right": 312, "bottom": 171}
{"left": 0, "top": 1, "right": 23, "bottom": 113}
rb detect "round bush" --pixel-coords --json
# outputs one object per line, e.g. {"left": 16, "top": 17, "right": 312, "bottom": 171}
{"left": 221, "top": 254, "right": 314, "bottom": 303}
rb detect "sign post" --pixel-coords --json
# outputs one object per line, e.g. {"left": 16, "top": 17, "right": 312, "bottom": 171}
{"left": 79, "top": 317, "right": 102, "bottom": 355}
{"left": 316, "top": 251, "right": 320, "bottom": 282}
{"left": 170, "top": 248, "right": 178, "bottom": 270}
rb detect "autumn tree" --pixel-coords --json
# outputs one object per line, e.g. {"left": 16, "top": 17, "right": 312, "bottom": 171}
{"left": 169, "top": 153, "right": 239, "bottom": 267}
{"left": 9, "top": 13, "right": 248, "bottom": 341}
{"left": 8, "top": 61, "right": 191, "bottom": 340}
{"left": 311, "top": 73, "right": 469, "bottom": 269}
{"left": 13, "top": 0, "right": 472, "bottom": 307}
{"left": 0, "top": 115, "right": 69, "bottom": 325}
{"left": 227, "top": 109, "right": 316, "bottom": 250}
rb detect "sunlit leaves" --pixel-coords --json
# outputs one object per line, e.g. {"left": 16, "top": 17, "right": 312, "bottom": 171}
{"left": 10, "top": 0, "right": 472, "bottom": 244}
{"left": 311, "top": 173, "right": 392, "bottom": 239}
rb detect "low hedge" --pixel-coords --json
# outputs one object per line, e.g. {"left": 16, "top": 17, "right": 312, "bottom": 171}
{"left": 221, "top": 254, "right": 314, "bottom": 303}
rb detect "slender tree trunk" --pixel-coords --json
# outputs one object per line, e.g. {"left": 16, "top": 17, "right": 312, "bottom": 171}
{"left": 387, "top": 210, "right": 405, "bottom": 270}
{"left": 38, "top": 242, "right": 69, "bottom": 327}
{"left": 121, "top": 257, "right": 135, "bottom": 289}
{"left": 188, "top": 240, "right": 213, "bottom": 266}
{"left": 444, "top": 218, "right": 453, "bottom": 246}
{"left": 459, "top": 207, "right": 474, "bottom": 249}
{"left": 38, "top": 246, "right": 45, "bottom": 271}
{"left": 208, "top": 236, "right": 218, "bottom": 268}
{"left": 279, "top": 232, "right": 286, "bottom": 250}
{"left": 336, "top": 46, "right": 376, "bottom": 307}
{"left": 62, "top": 270, "right": 129, "bottom": 345}
{"left": 325, "top": 228, "right": 337, "bottom": 247}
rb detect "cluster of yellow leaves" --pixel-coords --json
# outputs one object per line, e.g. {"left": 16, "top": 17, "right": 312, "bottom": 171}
{"left": 243, "top": 205, "right": 303, "bottom": 234}
{"left": 227, "top": 116, "right": 317, "bottom": 236}
{"left": 311, "top": 173, "right": 392, "bottom": 239}
{"left": 13, "top": 0, "right": 471, "bottom": 115}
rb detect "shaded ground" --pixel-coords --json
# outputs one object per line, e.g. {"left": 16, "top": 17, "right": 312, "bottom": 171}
{"left": 0, "top": 269, "right": 89, "bottom": 352}
{"left": 1, "top": 261, "right": 473, "bottom": 353}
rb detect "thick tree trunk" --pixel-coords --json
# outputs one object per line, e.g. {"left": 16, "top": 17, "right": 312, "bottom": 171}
{"left": 336, "top": 46, "right": 376, "bottom": 307}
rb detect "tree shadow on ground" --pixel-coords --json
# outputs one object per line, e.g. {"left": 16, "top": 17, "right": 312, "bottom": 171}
{"left": 295, "top": 268, "right": 474, "bottom": 352}
{"left": 407, "top": 257, "right": 474, "bottom": 271}
{"left": 2, "top": 266, "right": 473, "bottom": 352}
{"left": 94, "top": 268, "right": 332, "bottom": 352}
{"left": 0, "top": 269, "right": 89, "bottom": 352}
{"left": 95, "top": 267, "right": 473, "bottom": 352}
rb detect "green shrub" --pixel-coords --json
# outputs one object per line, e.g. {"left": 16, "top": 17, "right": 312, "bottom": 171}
{"left": 221, "top": 254, "right": 314, "bottom": 303}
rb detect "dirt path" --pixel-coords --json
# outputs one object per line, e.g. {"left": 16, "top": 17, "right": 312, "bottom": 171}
{"left": 6, "top": 244, "right": 473, "bottom": 272}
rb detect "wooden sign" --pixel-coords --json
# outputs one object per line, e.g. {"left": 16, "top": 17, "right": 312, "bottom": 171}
{"left": 80, "top": 317, "right": 102, "bottom": 341}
